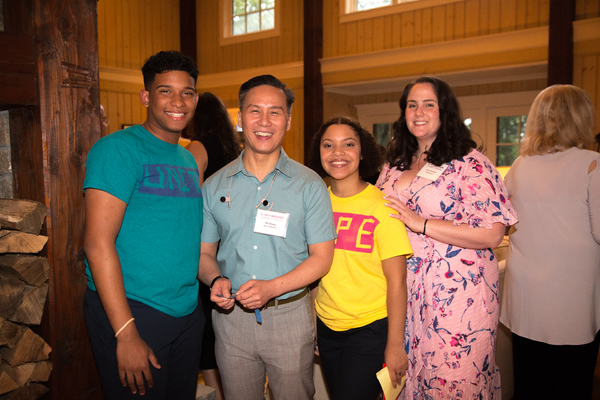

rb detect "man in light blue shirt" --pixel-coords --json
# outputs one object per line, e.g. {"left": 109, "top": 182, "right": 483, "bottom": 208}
{"left": 198, "top": 75, "right": 336, "bottom": 400}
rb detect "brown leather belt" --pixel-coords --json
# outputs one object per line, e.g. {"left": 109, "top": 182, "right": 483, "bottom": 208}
{"left": 264, "top": 288, "right": 308, "bottom": 309}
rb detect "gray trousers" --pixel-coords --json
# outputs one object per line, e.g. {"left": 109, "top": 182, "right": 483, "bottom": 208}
{"left": 212, "top": 295, "right": 315, "bottom": 400}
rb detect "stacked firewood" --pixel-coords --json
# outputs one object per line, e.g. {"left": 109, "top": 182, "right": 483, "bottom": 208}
{"left": 0, "top": 200, "right": 52, "bottom": 400}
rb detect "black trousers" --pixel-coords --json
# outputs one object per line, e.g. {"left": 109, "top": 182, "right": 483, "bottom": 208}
{"left": 512, "top": 330, "right": 600, "bottom": 400}
{"left": 84, "top": 288, "right": 204, "bottom": 400}
{"left": 317, "top": 316, "right": 388, "bottom": 400}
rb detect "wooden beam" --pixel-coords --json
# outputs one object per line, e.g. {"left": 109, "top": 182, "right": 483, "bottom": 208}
{"left": 304, "top": 0, "right": 324, "bottom": 163}
{"left": 0, "top": 33, "right": 37, "bottom": 108}
{"left": 179, "top": 0, "right": 197, "bottom": 63}
{"left": 547, "top": 0, "right": 575, "bottom": 86}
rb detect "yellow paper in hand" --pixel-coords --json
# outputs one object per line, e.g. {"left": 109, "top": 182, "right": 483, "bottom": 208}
{"left": 376, "top": 366, "right": 406, "bottom": 400}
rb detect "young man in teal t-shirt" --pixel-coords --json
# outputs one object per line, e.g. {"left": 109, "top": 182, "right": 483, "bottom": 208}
{"left": 83, "top": 51, "right": 203, "bottom": 399}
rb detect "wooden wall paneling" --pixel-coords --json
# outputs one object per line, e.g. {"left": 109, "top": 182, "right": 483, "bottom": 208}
{"left": 391, "top": 14, "right": 401, "bottom": 48}
{"left": 422, "top": 8, "right": 432, "bottom": 44}
{"left": 322, "top": 0, "right": 333, "bottom": 57}
{"left": 338, "top": 16, "right": 347, "bottom": 55}
{"left": 465, "top": 0, "right": 480, "bottom": 37}
{"left": 414, "top": 9, "right": 423, "bottom": 45}
{"left": 295, "top": 0, "right": 304, "bottom": 61}
{"left": 373, "top": 17, "right": 385, "bottom": 52}
{"left": 115, "top": 0, "right": 124, "bottom": 67}
{"left": 401, "top": 11, "right": 415, "bottom": 47}
{"left": 526, "top": 0, "right": 540, "bottom": 28}
{"left": 444, "top": 4, "right": 455, "bottom": 41}
{"left": 97, "top": 0, "right": 107, "bottom": 66}
{"left": 122, "top": 0, "right": 131, "bottom": 69}
{"left": 500, "top": 0, "right": 517, "bottom": 32}
{"left": 346, "top": 21, "right": 357, "bottom": 54}
{"left": 479, "top": 0, "right": 490, "bottom": 35}
{"left": 581, "top": 54, "right": 597, "bottom": 106}
{"left": 123, "top": 95, "right": 132, "bottom": 128}
{"left": 454, "top": 1, "right": 465, "bottom": 39}
{"left": 357, "top": 19, "right": 366, "bottom": 53}
{"left": 107, "top": 92, "right": 119, "bottom": 135}
{"left": 539, "top": 0, "right": 550, "bottom": 24}
{"left": 516, "top": 0, "right": 528, "bottom": 29}
{"left": 130, "top": 0, "right": 141, "bottom": 69}
{"left": 383, "top": 15, "right": 392, "bottom": 50}
{"left": 144, "top": 1, "right": 154, "bottom": 63}
{"left": 488, "top": 0, "right": 501, "bottom": 34}
{"left": 118, "top": 93, "right": 125, "bottom": 131}
{"left": 32, "top": 0, "right": 103, "bottom": 398}
{"left": 365, "top": 18, "right": 375, "bottom": 53}
{"left": 105, "top": 0, "right": 117, "bottom": 67}
{"left": 587, "top": 0, "right": 600, "bottom": 16}
{"left": 432, "top": 5, "right": 445, "bottom": 43}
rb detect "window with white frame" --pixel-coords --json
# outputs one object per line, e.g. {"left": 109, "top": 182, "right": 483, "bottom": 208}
{"left": 220, "top": 0, "right": 280, "bottom": 45}
{"left": 341, "top": 0, "right": 462, "bottom": 23}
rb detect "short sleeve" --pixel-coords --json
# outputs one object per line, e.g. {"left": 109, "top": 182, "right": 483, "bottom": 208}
{"left": 303, "top": 179, "right": 337, "bottom": 245}
{"left": 453, "top": 150, "right": 518, "bottom": 229}
{"left": 83, "top": 136, "right": 141, "bottom": 203}
{"left": 200, "top": 182, "right": 221, "bottom": 243}
{"left": 589, "top": 156, "right": 600, "bottom": 244}
{"left": 375, "top": 215, "right": 413, "bottom": 260}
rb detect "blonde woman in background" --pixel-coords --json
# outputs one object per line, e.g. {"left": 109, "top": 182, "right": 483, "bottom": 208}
{"left": 500, "top": 85, "right": 600, "bottom": 400}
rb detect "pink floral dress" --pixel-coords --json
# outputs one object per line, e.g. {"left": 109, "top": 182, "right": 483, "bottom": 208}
{"left": 376, "top": 149, "right": 517, "bottom": 400}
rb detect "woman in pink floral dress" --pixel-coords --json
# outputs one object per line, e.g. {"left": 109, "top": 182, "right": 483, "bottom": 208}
{"left": 377, "top": 77, "right": 517, "bottom": 400}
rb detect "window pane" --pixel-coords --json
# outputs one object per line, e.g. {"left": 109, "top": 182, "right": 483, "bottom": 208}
{"left": 357, "top": 0, "right": 392, "bottom": 11}
{"left": 497, "top": 116, "right": 520, "bottom": 144}
{"left": 247, "top": 0, "right": 259, "bottom": 13}
{"left": 233, "top": 0, "right": 245, "bottom": 16}
{"left": 520, "top": 115, "right": 527, "bottom": 141}
{"left": 261, "top": 0, "right": 275, "bottom": 9}
{"left": 496, "top": 145, "right": 519, "bottom": 167}
{"left": 261, "top": 9, "right": 274, "bottom": 30}
{"left": 373, "top": 123, "right": 390, "bottom": 147}
{"left": 233, "top": 15, "right": 245, "bottom": 35}
{"left": 247, "top": 12, "right": 260, "bottom": 33}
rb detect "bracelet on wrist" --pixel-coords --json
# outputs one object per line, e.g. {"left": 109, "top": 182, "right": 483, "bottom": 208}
{"left": 423, "top": 219, "right": 428, "bottom": 235}
{"left": 210, "top": 275, "right": 229, "bottom": 290}
{"left": 115, "top": 317, "right": 135, "bottom": 337}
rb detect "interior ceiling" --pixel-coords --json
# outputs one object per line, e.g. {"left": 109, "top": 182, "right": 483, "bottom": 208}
{"left": 323, "top": 62, "right": 548, "bottom": 96}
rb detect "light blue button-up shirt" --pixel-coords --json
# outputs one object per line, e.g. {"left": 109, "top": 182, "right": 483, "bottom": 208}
{"left": 201, "top": 148, "right": 336, "bottom": 300}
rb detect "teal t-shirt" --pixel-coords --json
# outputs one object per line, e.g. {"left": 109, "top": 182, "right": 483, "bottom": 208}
{"left": 83, "top": 125, "right": 202, "bottom": 317}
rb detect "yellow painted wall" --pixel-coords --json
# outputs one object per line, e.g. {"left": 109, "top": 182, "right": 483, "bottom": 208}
{"left": 98, "top": 0, "right": 181, "bottom": 135}
{"left": 195, "top": 1, "right": 306, "bottom": 161}
{"left": 323, "top": 0, "right": 551, "bottom": 59}
{"left": 196, "top": 1, "right": 303, "bottom": 75}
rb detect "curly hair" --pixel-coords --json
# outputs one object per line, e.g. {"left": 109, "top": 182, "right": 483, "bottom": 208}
{"left": 141, "top": 50, "right": 199, "bottom": 90}
{"left": 520, "top": 85, "right": 596, "bottom": 156}
{"left": 183, "top": 92, "right": 240, "bottom": 163}
{"left": 386, "top": 76, "right": 477, "bottom": 170}
{"left": 238, "top": 75, "right": 295, "bottom": 114}
{"left": 308, "top": 116, "right": 381, "bottom": 180}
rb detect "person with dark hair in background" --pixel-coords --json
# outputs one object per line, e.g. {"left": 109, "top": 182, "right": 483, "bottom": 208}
{"left": 377, "top": 76, "right": 518, "bottom": 399}
{"left": 197, "top": 74, "right": 336, "bottom": 400}
{"left": 184, "top": 92, "right": 241, "bottom": 184}
{"left": 184, "top": 92, "right": 240, "bottom": 400}
{"left": 83, "top": 50, "right": 203, "bottom": 399}
{"left": 500, "top": 85, "right": 600, "bottom": 400}
{"left": 307, "top": 117, "right": 412, "bottom": 399}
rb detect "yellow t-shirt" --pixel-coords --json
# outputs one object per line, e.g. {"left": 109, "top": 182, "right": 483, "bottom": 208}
{"left": 315, "top": 184, "right": 413, "bottom": 331}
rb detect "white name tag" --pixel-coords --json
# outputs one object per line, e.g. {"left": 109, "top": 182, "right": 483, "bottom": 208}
{"left": 254, "top": 209, "right": 289, "bottom": 238}
{"left": 417, "top": 163, "right": 448, "bottom": 181}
